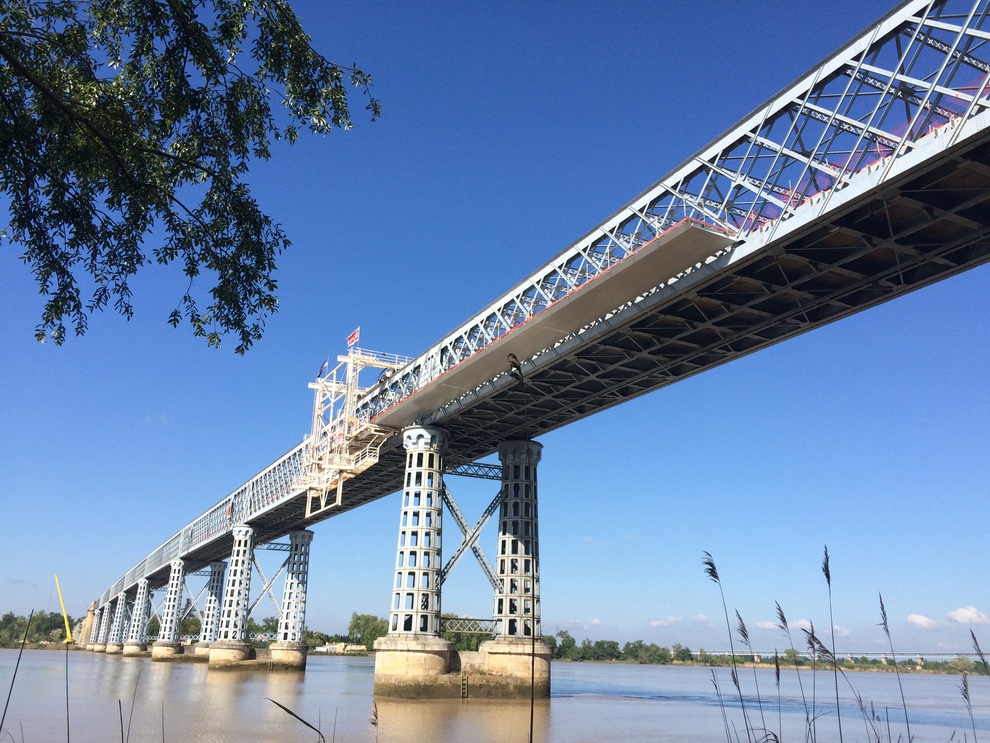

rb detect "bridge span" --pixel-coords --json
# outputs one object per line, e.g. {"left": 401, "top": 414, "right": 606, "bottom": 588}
{"left": 84, "top": 0, "right": 990, "bottom": 695}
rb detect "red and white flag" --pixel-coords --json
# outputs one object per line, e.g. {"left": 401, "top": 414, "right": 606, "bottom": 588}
{"left": 347, "top": 327, "right": 360, "bottom": 347}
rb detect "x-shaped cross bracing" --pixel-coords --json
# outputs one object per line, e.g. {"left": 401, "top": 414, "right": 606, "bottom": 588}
{"left": 439, "top": 484, "right": 500, "bottom": 591}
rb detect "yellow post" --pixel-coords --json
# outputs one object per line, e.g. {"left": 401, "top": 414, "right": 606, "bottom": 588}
{"left": 54, "top": 574, "right": 74, "bottom": 644}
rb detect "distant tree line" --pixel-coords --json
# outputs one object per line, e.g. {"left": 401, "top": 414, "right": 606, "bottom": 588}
{"left": 0, "top": 611, "right": 75, "bottom": 645}
{"left": 5, "top": 607, "right": 983, "bottom": 675}
{"left": 542, "top": 630, "right": 988, "bottom": 674}
{"left": 544, "top": 630, "right": 695, "bottom": 664}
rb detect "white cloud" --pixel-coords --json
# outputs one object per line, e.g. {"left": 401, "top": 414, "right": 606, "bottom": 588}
{"left": 947, "top": 606, "right": 989, "bottom": 625}
{"left": 649, "top": 616, "right": 683, "bottom": 628}
{"left": 907, "top": 614, "right": 937, "bottom": 630}
{"left": 588, "top": 618, "right": 601, "bottom": 627}
{"left": 692, "top": 614, "right": 707, "bottom": 624}
{"left": 832, "top": 625, "right": 851, "bottom": 638}
{"left": 793, "top": 619, "right": 812, "bottom": 631}
{"left": 756, "top": 621, "right": 777, "bottom": 631}
{"left": 581, "top": 536, "right": 611, "bottom": 548}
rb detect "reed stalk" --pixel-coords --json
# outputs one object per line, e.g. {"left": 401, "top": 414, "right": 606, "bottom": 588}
{"left": 125, "top": 664, "right": 141, "bottom": 743}
{"left": 878, "top": 594, "right": 911, "bottom": 742}
{"left": 806, "top": 622, "right": 818, "bottom": 743}
{"left": 736, "top": 610, "right": 767, "bottom": 735}
{"left": 0, "top": 610, "right": 33, "bottom": 738}
{"left": 63, "top": 636, "right": 70, "bottom": 743}
{"left": 703, "top": 551, "right": 754, "bottom": 743}
{"left": 774, "top": 652, "right": 782, "bottom": 742}
{"left": 822, "top": 546, "right": 843, "bottom": 743}
{"left": 806, "top": 628, "right": 882, "bottom": 742}
{"left": 775, "top": 602, "right": 811, "bottom": 738}
{"left": 972, "top": 631, "right": 989, "bottom": 677}
{"left": 711, "top": 669, "right": 734, "bottom": 743}
{"left": 960, "top": 674, "right": 978, "bottom": 743}
{"left": 266, "top": 698, "right": 326, "bottom": 743}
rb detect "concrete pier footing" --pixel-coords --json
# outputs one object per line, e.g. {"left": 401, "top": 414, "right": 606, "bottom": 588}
{"left": 91, "top": 643, "right": 107, "bottom": 653}
{"left": 104, "top": 642, "right": 123, "bottom": 655}
{"left": 208, "top": 641, "right": 251, "bottom": 667}
{"left": 122, "top": 642, "right": 147, "bottom": 656}
{"left": 269, "top": 642, "right": 308, "bottom": 669}
{"left": 373, "top": 635, "right": 551, "bottom": 698}
{"left": 151, "top": 641, "right": 183, "bottom": 660}
{"left": 193, "top": 642, "right": 212, "bottom": 657}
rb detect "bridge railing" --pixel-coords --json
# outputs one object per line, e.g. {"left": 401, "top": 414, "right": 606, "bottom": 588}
{"left": 95, "top": 442, "right": 309, "bottom": 608}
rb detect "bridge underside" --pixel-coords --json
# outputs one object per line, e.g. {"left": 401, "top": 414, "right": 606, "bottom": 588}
{"left": 166, "top": 130, "right": 990, "bottom": 584}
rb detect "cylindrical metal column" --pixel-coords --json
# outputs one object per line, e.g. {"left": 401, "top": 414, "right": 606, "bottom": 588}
{"left": 123, "top": 580, "right": 150, "bottom": 655}
{"left": 198, "top": 561, "right": 227, "bottom": 643}
{"left": 493, "top": 439, "right": 543, "bottom": 639}
{"left": 105, "top": 592, "right": 128, "bottom": 652}
{"left": 276, "top": 530, "right": 314, "bottom": 643}
{"left": 94, "top": 601, "right": 113, "bottom": 647}
{"left": 388, "top": 425, "right": 447, "bottom": 636}
{"left": 157, "top": 559, "right": 185, "bottom": 643}
{"left": 217, "top": 525, "right": 255, "bottom": 643}
{"left": 125, "top": 579, "right": 150, "bottom": 644}
{"left": 87, "top": 606, "right": 102, "bottom": 650}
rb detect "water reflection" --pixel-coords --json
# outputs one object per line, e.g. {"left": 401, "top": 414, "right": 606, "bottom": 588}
{"left": 374, "top": 697, "right": 550, "bottom": 743}
{"left": 1, "top": 650, "right": 987, "bottom": 743}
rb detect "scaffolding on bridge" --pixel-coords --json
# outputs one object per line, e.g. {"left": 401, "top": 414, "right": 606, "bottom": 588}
{"left": 297, "top": 345, "right": 410, "bottom": 517}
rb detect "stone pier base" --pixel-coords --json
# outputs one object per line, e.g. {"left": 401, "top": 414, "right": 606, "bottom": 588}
{"left": 193, "top": 642, "right": 213, "bottom": 657}
{"left": 208, "top": 641, "right": 251, "bottom": 668}
{"left": 91, "top": 643, "right": 107, "bottom": 653}
{"left": 473, "top": 639, "right": 552, "bottom": 698}
{"left": 151, "top": 641, "right": 183, "bottom": 660}
{"left": 269, "top": 642, "right": 308, "bottom": 670}
{"left": 373, "top": 635, "right": 454, "bottom": 696}
{"left": 122, "top": 642, "right": 147, "bottom": 656}
{"left": 105, "top": 642, "right": 123, "bottom": 655}
{"left": 84, "top": 644, "right": 95, "bottom": 652}
{"left": 373, "top": 635, "right": 551, "bottom": 699}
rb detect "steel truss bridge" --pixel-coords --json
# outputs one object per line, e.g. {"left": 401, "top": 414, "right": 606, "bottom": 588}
{"left": 97, "top": 0, "right": 990, "bottom": 612}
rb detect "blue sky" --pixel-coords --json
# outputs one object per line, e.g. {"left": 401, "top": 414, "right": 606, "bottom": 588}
{"left": 1, "top": 0, "right": 987, "bottom": 654}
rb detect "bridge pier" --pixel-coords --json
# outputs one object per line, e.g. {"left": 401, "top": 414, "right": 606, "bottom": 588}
{"left": 106, "top": 594, "right": 129, "bottom": 654}
{"left": 85, "top": 605, "right": 101, "bottom": 651}
{"left": 209, "top": 525, "right": 254, "bottom": 667}
{"left": 92, "top": 600, "right": 112, "bottom": 652}
{"left": 477, "top": 439, "right": 552, "bottom": 696}
{"left": 104, "top": 591, "right": 128, "bottom": 654}
{"left": 374, "top": 426, "right": 455, "bottom": 694}
{"left": 269, "top": 529, "right": 314, "bottom": 669}
{"left": 374, "top": 429, "right": 550, "bottom": 698}
{"left": 152, "top": 559, "right": 185, "bottom": 660}
{"left": 194, "top": 561, "right": 226, "bottom": 657}
{"left": 77, "top": 601, "right": 96, "bottom": 649}
{"left": 123, "top": 578, "right": 150, "bottom": 655}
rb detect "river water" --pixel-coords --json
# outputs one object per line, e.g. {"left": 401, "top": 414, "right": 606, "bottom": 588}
{"left": 2, "top": 649, "right": 988, "bottom": 742}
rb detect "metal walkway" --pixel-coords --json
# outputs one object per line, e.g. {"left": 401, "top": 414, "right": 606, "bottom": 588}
{"left": 98, "top": 0, "right": 990, "bottom": 607}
